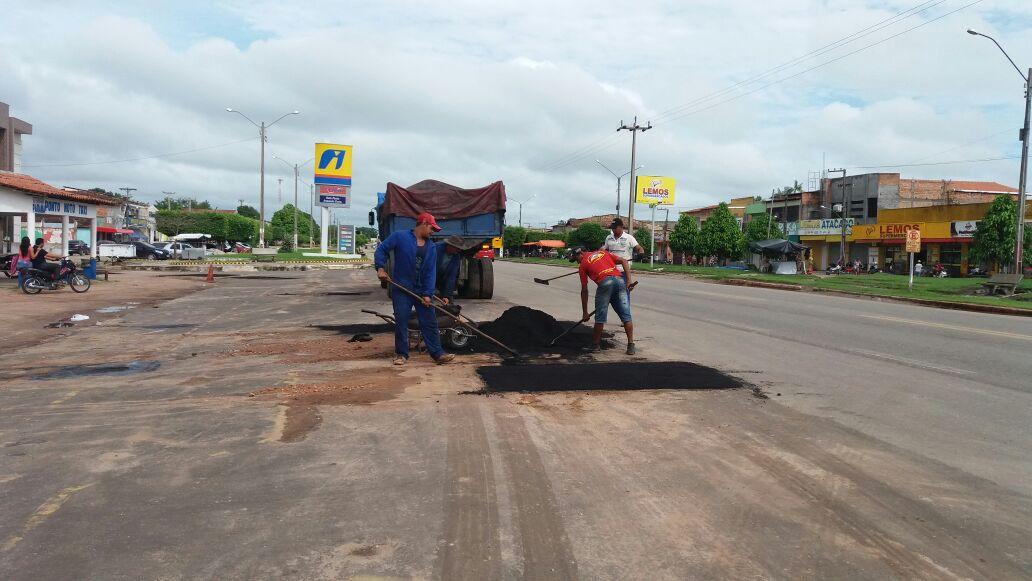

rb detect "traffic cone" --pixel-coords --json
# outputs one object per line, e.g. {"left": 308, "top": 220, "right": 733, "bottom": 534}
{"left": 205, "top": 264, "right": 215, "bottom": 283}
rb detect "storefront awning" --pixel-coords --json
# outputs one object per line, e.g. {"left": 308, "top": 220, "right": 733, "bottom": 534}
{"left": 97, "top": 226, "right": 134, "bottom": 234}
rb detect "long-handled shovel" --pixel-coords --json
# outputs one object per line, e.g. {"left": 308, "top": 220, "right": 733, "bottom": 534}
{"left": 548, "top": 280, "right": 638, "bottom": 346}
{"left": 533, "top": 270, "right": 578, "bottom": 285}
{"left": 383, "top": 277, "right": 521, "bottom": 358}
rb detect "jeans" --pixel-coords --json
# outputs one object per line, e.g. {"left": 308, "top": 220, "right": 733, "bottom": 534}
{"left": 391, "top": 291, "right": 444, "bottom": 359}
{"left": 594, "top": 276, "right": 632, "bottom": 324}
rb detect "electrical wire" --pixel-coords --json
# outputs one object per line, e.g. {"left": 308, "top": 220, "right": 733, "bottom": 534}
{"left": 21, "top": 137, "right": 257, "bottom": 168}
{"left": 541, "top": 0, "right": 985, "bottom": 172}
{"left": 849, "top": 154, "right": 1019, "bottom": 170}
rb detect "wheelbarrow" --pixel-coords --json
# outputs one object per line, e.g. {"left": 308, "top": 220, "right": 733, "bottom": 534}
{"left": 361, "top": 306, "right": 475, "bottom": 351}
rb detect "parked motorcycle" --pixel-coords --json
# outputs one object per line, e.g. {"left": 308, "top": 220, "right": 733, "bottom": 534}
{"left": 21, "top": 258, "right": 91, "bottom": 294}
{"left": 1, "top": 253, "right": 14, "bottom": 278}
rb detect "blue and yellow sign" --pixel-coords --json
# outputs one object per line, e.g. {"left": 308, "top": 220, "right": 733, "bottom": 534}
{"left": 314, "top": 143, "right": 353, "bottom": 187}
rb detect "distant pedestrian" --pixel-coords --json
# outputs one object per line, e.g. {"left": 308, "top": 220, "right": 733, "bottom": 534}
{"left": 569, "top": 246, "right": 636, "bottom": 355}
{"left": 915, "top": 260, "right": 924, "bottom": 276}
{"left": 8, "top": 236, "right": 33, "bottom": 284}
{"left": 374, "top": 212, "right": 455, "bottom": 365}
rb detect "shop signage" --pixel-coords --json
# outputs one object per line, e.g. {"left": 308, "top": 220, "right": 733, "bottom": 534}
{"left": 317, "top": 186, "right": 350, "bottom": 208}
{"left": 634, "top": 175, "right": 675, "bottom": 205}
{"left": 853, "top": 222, "right": 922, "bottom": 240}
{"left": 797, "top": 218, "right": 853, "bottom": 236}
{"left": 314, "top": 143, "right": 353, "bottom": 187}
{"left": 32, "top": 197, "right": 90, "bottom": 217}
{"left": 905, "top": 229, "right": 921, "bottom": 253}
{"left": 951, "top": 220, "right": 977, "bottom": 238}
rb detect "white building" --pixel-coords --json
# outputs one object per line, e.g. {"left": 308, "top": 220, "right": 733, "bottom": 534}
{"left": 0, "top": 172, "right": 122, "bottom": 256}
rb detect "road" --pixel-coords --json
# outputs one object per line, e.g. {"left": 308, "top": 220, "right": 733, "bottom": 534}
{"left": 0, "top": 263, "right": 1029, "bottom": 580}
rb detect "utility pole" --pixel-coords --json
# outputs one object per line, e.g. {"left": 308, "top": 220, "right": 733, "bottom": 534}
{"left": 661, "top": 207, "right": 670, "bottom": 262}
{"left": 226, "top": 107, "right": 299, "bottom": 247}
{"left": 277, "top": 178, "right": 283, "bottom": 203}
{"left": 967, "top": 31, "right": 1030, "bottom": 274}
{"left": 510, "top": 195, "right": 535, "bottom": 229}
{"left": 618, "top": 116, "right": 652, "bottom": 231}
{"left": 119, "top": 187, "right": 137, "bottom": 199}
{"left": 309, "top": 183, "right": 315, "bottom": 247}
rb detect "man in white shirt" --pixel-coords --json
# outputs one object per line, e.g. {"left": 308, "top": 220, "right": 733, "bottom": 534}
{"left": 603, "top": 218, "right": 643, "bottom": 269}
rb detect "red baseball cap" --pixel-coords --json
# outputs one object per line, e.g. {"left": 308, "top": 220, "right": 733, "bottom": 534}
{"left": 416, "top": 212, "right": 442, "bottom": 232}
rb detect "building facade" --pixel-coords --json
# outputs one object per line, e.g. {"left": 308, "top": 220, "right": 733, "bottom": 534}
{"left": 0, "top": 102, "right": 32, "bottom": 173}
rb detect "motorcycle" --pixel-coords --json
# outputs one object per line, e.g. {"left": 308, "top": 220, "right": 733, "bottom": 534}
{"left": 21, "top": 258, "right": 91, "bottom": 294}
{"left": 1, "top": 253, "right": 14, "bottom": 278}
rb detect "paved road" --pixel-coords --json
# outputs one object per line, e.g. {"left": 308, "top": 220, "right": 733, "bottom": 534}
{"left": 0, "top": 265, "right": 1029, "bottom": 579}
{"left": 495, "top": 261, "right": 1032, "bottom": 496}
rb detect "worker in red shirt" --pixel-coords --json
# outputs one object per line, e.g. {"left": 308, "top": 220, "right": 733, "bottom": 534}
{"left": 570, "top": 246, "right": 635, "bottom": 354}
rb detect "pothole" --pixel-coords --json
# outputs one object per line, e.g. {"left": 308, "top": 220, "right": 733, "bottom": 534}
{"left": 32, "top": 360, "right": 161, "bottom": 380}
{"left": 475, "top": 361, "right": 742, "bottom": 392}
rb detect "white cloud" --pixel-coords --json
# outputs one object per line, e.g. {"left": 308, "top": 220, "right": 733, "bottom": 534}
{"left": 0, "top": 0, "right": 1029, "bottom": 227}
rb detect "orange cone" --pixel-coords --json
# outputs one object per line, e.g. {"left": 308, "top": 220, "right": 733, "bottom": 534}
{"left": 205, "top": 264, "right": 215, "bottom": 283}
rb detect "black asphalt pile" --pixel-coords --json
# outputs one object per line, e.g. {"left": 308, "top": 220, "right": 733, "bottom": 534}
{"left": 474, "top": 306, "right": 602, "bottom": 355}
{"left": 476, "top": 361, "right": 742, "bottom": 392}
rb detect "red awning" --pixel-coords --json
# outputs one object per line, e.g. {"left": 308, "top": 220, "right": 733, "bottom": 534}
{"left": 97, "top": 226, "right": 134, "bottom": 234}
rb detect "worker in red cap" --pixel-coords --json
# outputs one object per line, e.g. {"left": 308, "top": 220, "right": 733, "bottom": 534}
{"left": 374, "top": 212, "right": 455, "bottom": 365}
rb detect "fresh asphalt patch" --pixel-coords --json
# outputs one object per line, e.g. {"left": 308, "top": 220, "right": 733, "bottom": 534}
{"left": 476, "top": 361, "right": 742, "bottom": 392}
{"left": 31, "top": 360, "right": 161, "bottom": 380}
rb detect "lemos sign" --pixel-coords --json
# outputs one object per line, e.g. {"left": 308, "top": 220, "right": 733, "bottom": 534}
{"left": 315, "top": 143, "right": 353, "bottom": 208}
{"left": 634, "top": 175, "right": 675, "bottom": 205}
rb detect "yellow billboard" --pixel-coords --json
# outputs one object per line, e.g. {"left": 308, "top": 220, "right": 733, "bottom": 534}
{"left": 634, "top": 175, "right": 675, "bottom": 205}
{"left": 314, "top": 143, "right": 353, "bottom": 187}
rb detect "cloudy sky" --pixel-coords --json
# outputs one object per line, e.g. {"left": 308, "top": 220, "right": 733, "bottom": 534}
{"left": 2, "top": 0, "right": 1030, "bottom": 227}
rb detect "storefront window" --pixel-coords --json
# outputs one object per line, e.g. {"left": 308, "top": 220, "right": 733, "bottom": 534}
{"left": 939, "top": 243, "right": 963, "bottom": 277}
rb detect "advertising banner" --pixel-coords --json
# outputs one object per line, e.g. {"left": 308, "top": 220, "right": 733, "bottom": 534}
{"left": 634, "top": 176, "right": 675, "bottom": 205}
{"left": 951, "top": 220, "right": 977, "bottom": 238}
{"left": 797, "top": 218, "right": 853, "bottom": 236}
{"left": 337, "top": 224, "right": 356, "bottom": 254}
{"left": 852, "top": 222, "right": 923, "bottom": 241}
{"left": 314, "top": 143, "right": 353, "bottom": 187}
{"left": 317, "top": 185, "right": 350, "bottom": 208}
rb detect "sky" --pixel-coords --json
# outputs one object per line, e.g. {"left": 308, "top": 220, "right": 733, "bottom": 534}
{"left": 1, "top": 0, "right": 1030, "bottom": 228}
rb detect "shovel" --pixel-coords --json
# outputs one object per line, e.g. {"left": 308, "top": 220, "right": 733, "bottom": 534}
{"left": 548, "top": 280, "right": 638, "bottom": 346}
{"left": 382, "top": 277, "right": 522, "bottom": 358}
{"left": 533, "top": 270, "right": 578, "bottom": 285}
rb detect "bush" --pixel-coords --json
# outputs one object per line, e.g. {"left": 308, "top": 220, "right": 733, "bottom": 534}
{"left": 567, "top": 222, "right": 607, "bottom": 250}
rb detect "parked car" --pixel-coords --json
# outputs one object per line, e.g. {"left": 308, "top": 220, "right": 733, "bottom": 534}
{"left": 67, "top": 240, "right": 91, "bottom": 255}
{"left": 133, "top": 241, "right": 171, "bottom": 260}
{"left": 154, "top": 242, "right": 194, "bottom": 257}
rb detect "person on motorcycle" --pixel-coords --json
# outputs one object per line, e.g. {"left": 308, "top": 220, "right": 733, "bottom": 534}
{"left": 8, "top": 236, "right": 34, "bottom": 279}
{"left": 31, "top": 238, "right": 62, "bottom": 281}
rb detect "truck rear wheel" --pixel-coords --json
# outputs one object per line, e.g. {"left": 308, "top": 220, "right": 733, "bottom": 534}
{"left": 466, "top": 259, "right": 482, "bottom": 298}
{"left": 478, "top": 257, "right": 494, "bottom": 299}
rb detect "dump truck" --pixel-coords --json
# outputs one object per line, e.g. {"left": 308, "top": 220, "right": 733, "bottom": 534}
{"left": 370, "top": 179, "right": 505, "bottom": 299}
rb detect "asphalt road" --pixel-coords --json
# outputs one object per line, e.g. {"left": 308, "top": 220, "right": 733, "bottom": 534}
{"left": 0, "top": 264, "right": 1029, "bottom": 580}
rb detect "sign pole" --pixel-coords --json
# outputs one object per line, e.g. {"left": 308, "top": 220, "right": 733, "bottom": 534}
{"left": 909, "top": 252, "right": 915, "bottom": 291}
{"left": 320, "top": 207, "right": 330, "bottom": 254}
{"left": 650, "top": 203, "right": 657, "bottom": 268}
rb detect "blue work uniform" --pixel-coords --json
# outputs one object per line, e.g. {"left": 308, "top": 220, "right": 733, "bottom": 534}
{"left": 436, "top": 242, "right": 462, "bottom": 301}
{"left": 374, "top": 231, "right": 444, "bottom": 359}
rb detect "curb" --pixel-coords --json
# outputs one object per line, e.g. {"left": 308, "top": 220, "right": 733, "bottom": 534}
{"left": 503, "top": 259, "right": 1032, "bottom": 318}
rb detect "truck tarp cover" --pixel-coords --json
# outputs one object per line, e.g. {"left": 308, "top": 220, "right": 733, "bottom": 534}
{"left": 382, "top": 180, "right": 506, "bottom": 220}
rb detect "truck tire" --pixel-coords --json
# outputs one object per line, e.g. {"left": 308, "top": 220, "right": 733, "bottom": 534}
{"left": 478, "top": 257, "right": 494, "bottom": 299}
{"left": 466, "top": 258, "right": 482, "bottom": 299}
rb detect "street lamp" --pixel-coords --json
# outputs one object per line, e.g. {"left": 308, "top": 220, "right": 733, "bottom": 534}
{"left": 273, "top": 155, "right": 314, "bottom": 250}
{"left": 225, "top": 107, "right": 300, "bottom": 247}
{"left": 510, "top": 194, "right": 535, "bottom": 228}
{"left": 968, "top": 29, "right": 1030, "bottom": 274}
{"left": 595, "top": 160, "right": 643, "bottom": 222}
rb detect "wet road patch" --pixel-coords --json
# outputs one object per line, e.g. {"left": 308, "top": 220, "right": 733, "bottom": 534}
{"left": 32, "top": 360, "right": 161, "bottom": 380}
{"left": 476, "top": 361, "right": 741, "bottom": 392}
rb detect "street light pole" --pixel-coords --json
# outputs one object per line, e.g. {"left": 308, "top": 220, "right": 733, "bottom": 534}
{"left": 618, "top": 117, "right": 652, "bottom": 231}
{"left": 510, "top": 195, "right": 535, "bottom": 228}
{"left": 595, "top": 160, "right": 643, "bottom": 219}
{"left": 968, "top": 30, "right": 1030, "bottom": 273}
{"left": 274, "top": 155, "right": 314, "bottom": 251}
{"left": 226, "top": 108, "right": 300, "bottom": 247}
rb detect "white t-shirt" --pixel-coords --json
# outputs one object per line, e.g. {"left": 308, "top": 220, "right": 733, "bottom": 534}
{"left": 603, "top": 232, "right": 639, "bottom": 270}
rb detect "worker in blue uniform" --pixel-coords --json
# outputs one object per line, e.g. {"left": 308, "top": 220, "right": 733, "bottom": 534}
{"left": 436, "top": 235, "right": 467, "bottom": 305}
{"left": 374, "top": 212, "right": 455, "bottom": 365}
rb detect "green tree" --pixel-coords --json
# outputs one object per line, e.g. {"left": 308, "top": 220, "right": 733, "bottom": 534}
{"left": 503, "top": 225, "right": 527, "bottom": 252}
{"left": 269, "top": 204, "right": 314, "bottom": 244}
{"left": 237, "top": 205, "right": 260, "bottom": 220}
{"left": 668, "top": 213, "right": 701, "bottom": 259}
{"left": 156, "top": 197, "right": 211, "bottom": 211}
{"left": 566, "top": 222, "right": 607, "bottom": 250}
{"left": 634, "top": 227, "right": 653, "bottom": 258}
{"left": 357, "top": 226, "right": 378, "bottom": 238}
{"left": 525, "top": 231, "right": 566, "bottom": 243}
{"left": 155, "top": 210, "right": 259, "bottom": 244}
{"left": 776, "top": 181, "right": 803, "bottom": 196}
{"left": 970, "top": 194, "right": 1018, "bottom": 272}
{"left": 744, "top": 213, "right": 785, "bottom": 244}
{"left": 698, "top": 203, "right": 745, "bottom": 262}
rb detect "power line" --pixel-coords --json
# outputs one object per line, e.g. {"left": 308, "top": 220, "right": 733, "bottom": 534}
{"left": 542, "top": 0, "right": 984, "bottom": 172}
{"left": 21, "top": 137, "right": 257, "bottom": 168}
{"left": 541, "top": 0, "right": 948, "bottom": 171}
{"left": 849, "top": 154, "right": 1019, "bottom": 170}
